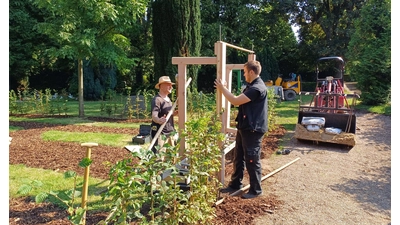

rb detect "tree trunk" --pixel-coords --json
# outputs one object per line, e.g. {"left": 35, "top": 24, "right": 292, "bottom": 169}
{"left": 78, "top": 58, "right": 85, "bottom": 117}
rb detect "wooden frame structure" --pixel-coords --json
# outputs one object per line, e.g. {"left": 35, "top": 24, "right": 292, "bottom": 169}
{"left": 172, "top": 41, "right": 255, "bottom": 184}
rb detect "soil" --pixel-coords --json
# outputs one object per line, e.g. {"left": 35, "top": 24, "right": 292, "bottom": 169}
{"left": 8, "top": 111, "right": 391, "bottom": 225}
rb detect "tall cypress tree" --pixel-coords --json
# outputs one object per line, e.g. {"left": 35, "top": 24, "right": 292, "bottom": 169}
{"left": 152, "top": 0, "right": 201, "bottom": 88}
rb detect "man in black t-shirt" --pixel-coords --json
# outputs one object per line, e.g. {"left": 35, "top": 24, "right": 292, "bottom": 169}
{"left": 214, "top": 60, "right": 268, "bottom": 199}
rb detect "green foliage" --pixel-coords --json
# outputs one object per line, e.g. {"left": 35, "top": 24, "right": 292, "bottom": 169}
{"left": 32, "top": 0, "right": 148, "bottom": 63}
{"left": 79, "top": 158, "right": 93, "bottom": 168}
{"left": 276, "top": 0, "right": 366, "bottom": 77}
{"left": 141, "top": 89, "right": 155, "bottom": 118}
{"left": 124, "top": 87, "right": 134, "bottom": 120}
{"left": 346, "top": 0, "right": 391, "bottom": 105}
{"left": 100, "top": 116, "right": 223, "bottom": 224}
{"left": 32, "top": 0, "right": 148, "bottom": 116}
{"left": 9, "top": 90, "right": 19, "bottom": 114}
{"left": 98, "top": 89, "right": 125, "bottom": 118}
{"left": 199, "top": 0, "right": 298, "bottom": 81}
{"left": 130, "top": 90, "right": 151, "bottom": 120}
{"left": 267, "top": 88, "right": 279, "bottom": 132}
{"left": 17, "top": 157, "right": 94, "bottom": 225}
{"left": 9, "top": 88, "right": 71, "bottom": 116}
{"left": 187, "top": 88, "right": 216, "bottom": 119}
{"left": 301, "top": 82, "right": 317, "bottom": 92}
{"left": 100, "top": 145, "right": 188, "bottom": 224}
{"left": 181, "top": 115, "right": 224, "bottom": 223}
{"left": 9, "top": 0, "right": 53, "bottom": 84}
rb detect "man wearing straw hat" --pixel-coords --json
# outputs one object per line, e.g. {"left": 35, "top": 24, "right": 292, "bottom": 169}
{"left": 150, "top": 76, "right": 178, "bottom": 154}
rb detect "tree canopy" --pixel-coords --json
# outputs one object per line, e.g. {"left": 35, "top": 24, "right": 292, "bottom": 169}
{"left": 9, "top": 0, "right": 391, "bottom": 106}
{"left": 32, "top": 0, "right": 148, "bottom": 116}
{"left": 347, "top": 0, "right": 391, "bottom": 105}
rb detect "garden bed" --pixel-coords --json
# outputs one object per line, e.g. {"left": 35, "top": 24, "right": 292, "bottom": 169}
{"left": 9, "top": 118, "right": 286, "bottom": 225}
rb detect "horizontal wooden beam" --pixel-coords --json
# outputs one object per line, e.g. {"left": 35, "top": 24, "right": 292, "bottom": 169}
{"left": 223, "top": 42, "right": 255, "bottom": 54}
{"left": 172, "top": 57, "right": 217, "bottom": 65}
{"left": 226, "top": 64, "right": 244, "bottom": 70}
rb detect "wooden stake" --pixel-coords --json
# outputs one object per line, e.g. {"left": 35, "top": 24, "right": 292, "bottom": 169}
{"left": 80, "top": 142, "right": 98, "bottom": 225}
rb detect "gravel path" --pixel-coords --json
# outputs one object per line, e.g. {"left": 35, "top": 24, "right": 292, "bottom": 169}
{"left": 255, "top": 111, "right": 391, "bottom": 225}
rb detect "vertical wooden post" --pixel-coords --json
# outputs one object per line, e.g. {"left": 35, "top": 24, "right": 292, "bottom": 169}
{"left": 177, "top": 66, "right": 187, "bottom": 160}
{"left": 80, "top": 142, "right": 98, "bottom": 225}
{"left": 248, "top": 53, "right": 256, "bottom": 61}
{"left": 78, "top": 59, "right": 85, "bottom": 117}
{"left": 215, "top": 41, "right": 227, "bottom": 134}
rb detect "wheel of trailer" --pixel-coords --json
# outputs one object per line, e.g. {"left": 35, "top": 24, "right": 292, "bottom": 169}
{"left": 284, "top": 90, "right": 297, "bottom": 101}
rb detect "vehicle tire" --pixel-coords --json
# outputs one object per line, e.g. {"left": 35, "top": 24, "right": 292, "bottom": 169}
{"left": 284, "top": 90, "right": 297, "bottom": 101}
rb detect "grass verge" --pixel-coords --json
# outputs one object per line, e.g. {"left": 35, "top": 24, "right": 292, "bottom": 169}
{"left": 41, "top": 131, "right": 133, "bottom": 147}
{"left": 9, "top": 116, "right": 143, "bottom": 129}
{"left": 10, "top": 164, "right": 110, "bottom": 211}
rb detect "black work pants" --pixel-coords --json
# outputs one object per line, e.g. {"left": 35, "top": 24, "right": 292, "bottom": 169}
{"left": 229, "top": 129, "right": 264, "bottom": 195}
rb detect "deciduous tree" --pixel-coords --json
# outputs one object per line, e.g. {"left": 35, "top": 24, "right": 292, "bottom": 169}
{"left": 33, "top": 0, "right": 148, "bottom": 117}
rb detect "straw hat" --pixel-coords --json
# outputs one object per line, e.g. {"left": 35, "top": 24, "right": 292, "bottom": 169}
{"left": 155, "top": 76, "right": 175, "bottom": 89}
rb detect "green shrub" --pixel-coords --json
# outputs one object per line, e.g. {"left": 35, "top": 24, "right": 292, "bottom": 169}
{"left": 100, "top": 115, "right": 224, "bottom": 224}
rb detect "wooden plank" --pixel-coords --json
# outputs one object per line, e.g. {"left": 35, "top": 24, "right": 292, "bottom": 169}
{"left": 224, "top": 42, "right": 255, "bottom": 54}
{"left": 124, "top": 145, "right": 142, "bottom": 153}
{"left": 226, "top": 64, "right": 245, "bottom": 70}
{"left": 172, "top": 57, "right": 217, "bottom": 65}
{"left": 215, "top": 157, "right": 301, "bottom": 206}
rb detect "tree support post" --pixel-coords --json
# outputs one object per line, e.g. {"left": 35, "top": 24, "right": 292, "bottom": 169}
{"left": 80, "top": 142, "right": 98, "bottom": 224}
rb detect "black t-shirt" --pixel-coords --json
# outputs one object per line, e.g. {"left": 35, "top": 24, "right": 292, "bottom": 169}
{"left": 151, "top": 94, "right": 175, "bottom": 135}
{"left": 236, "top": 77, "right": 268, "bottom": 133}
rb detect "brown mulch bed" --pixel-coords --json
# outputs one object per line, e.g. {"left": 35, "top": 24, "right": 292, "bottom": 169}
{"left": 9, "top": 116, "right": 286, "bottom": 225}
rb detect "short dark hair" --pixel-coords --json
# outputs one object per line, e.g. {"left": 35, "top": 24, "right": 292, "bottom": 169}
{"left": 244, "top": 60, "right": 262, "bottom": 75}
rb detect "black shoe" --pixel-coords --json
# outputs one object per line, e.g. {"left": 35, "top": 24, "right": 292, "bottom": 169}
{"left": 282, "top": 149, "right": 291, "bottom": 155}
{"left": 241, "top": 192, "right": 263, "bottom": 199}
{"left": 220, "top": 186, "right": 240, "bottom": 194}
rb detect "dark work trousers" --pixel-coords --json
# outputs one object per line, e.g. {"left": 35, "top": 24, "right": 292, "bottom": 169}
{"left": 229, "top": 129, "right": 264, "bottom": 195}
{"left": 151, "top": 126, "right": 160, "bottom": 154}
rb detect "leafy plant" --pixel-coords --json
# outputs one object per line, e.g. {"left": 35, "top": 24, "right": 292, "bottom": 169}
{"left": 100, "top": 145, "right": 184, "bottom": 224}
{"left": 180, "top": 114, "right": 225, "bottom": 224}
{"left": 100, "top": 115, "right": 224, "bottom": 224}
{"left": 125, "top": 86, "right": 134, "bottom": 119}
{"left": 267, "top": 88, "right": 279, "bottom": 132}
{"left": 17, "top": 158, "right": 93, "bottom": 225}
{"left": 9, "top": 90, "right": 18, "bottom": 114}
{"left": 133, "top": 90, "right": 143, "bottom": 119}
{"left": 187, "top": 88, "right": 216, "bottom": 119}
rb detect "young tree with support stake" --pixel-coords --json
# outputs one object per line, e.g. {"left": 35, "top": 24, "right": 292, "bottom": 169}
{"left": 32, "top": 0, "right": 149, "bottom": 117}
